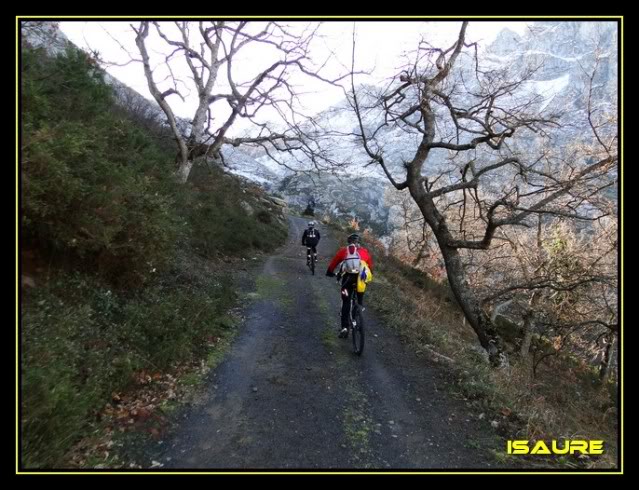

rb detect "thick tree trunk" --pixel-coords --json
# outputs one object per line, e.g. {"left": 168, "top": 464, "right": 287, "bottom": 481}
{"left": 438, "top": 243, "right": 505, "bottom": 366}
{"left": 599, "top": 334, "right": 616, "bottom": 383}
{"left": 176, "top": 159, "right": 194, "bottom": 184}
{"left": 405, "top": 165, "right": 505, "bottom": 366}
{"left": 520, "top": 311, "right": 534, "bottom": 358}
{"left": 519, "top": 293, "right": 541, "bottom": 358}
{"left": 175, "top": 142, "right": 216, "bottom": 183}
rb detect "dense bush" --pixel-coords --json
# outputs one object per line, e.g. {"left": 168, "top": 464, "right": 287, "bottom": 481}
{"left": 21, "top": 268, "right": 235, "bottom": 467}
{"left": 20, "top": 43, "right": 287, "bottom": 467}
{"left": 22, "top": 46, "right": 183, "bottom": 287}
{"left": 184, "top": 164, "right": 287, "bottom": 256}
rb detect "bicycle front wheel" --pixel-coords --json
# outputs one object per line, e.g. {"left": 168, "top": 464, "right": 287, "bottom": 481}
{"left": 351, "top": 307, "right": 365, "bottom": 356}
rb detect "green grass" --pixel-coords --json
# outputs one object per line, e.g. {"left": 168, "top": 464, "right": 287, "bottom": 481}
{"left": 310, "top": 281, "right": 341, "bottom": 353}
{"left": 181, "top": 373, "right": 201, "bottom": 387}
{"left": 492, "top": 450, "right": 514, "bottom": 465}
{"left": 255, "top": 275, "right": 284, "bottom": 296}
{"left": 320, "top": 327, "right": 339, "bottom": 351}
{"left": 343, "top": 404, "right": 372, "bottom": 457}
{"left": 341, "top": 368, "right": 374, "bottom": 464}
{"left": 205, "top": 320, "right": 241, "bottom": 370}
{"left": 158, "top": 399, "right": 179, "bottom": 416}
{"left": 254, "top": 273, "right": 294, "bottom": 310}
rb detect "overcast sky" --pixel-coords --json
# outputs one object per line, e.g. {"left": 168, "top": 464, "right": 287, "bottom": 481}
{"left": 59, "top": 20, "right": 531, "bottom": 135}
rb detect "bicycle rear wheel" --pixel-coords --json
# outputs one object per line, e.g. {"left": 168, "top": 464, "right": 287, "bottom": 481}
{"left": 351, "top": 305, "right": 365, "bottom": 355}
{"left": 311, "top": 255, "right": 315, "bottom": 275}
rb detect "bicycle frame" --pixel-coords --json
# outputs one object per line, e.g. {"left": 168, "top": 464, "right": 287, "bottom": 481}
{"left": 336, "top": 275, "right": 364, "bottom": 355}
{"left": 307, "top": 247, "right": 316, "bottom": 275}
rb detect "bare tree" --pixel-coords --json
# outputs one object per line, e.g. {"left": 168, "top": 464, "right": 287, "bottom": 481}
{"left": 347, "top": 22, "right": 618, "bottom": 365}
{"left": 131, "top": 21, "right": 348, "bottom": 182}
{"left": 384, "top": 188, "right": 445, "bottom": 276}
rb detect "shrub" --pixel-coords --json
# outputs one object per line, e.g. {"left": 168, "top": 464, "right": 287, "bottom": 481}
{"left": 21, "top": 267, "right": 235, "bottom": 468}
{"left": 20, "top": 42, "right": 289, "bottom": 468}
{"left": 183, "top": 164, "right": 287, "bottom": 256}
{"left": 22, "top": 45, "right": 183, "bottom": 286}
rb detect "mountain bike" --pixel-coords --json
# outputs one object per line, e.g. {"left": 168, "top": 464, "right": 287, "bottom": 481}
{"left": 307, "top": 247, "right": 316, "bottom": 275}
{"left": 335, "top": 275, "right": 365, "bottom": 355}
{"left": 348, "top": 289, "right": 365, "bottom": 355}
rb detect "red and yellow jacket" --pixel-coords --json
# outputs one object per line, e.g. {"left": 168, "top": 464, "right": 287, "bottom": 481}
{"left": 326, "top": 245, "right": 374, "bottom": 292}
{"left": 327, "top": 245, "right": 374, "bottom": 274}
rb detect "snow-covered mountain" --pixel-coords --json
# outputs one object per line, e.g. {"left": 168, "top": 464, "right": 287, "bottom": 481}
{"left": 485, "top": 21, "right": 617, "bottom": 124}
{"left": 238, "top": 21, "right": 617, "bottom": 233}
{"left": 220, "top": 146, "right": 287, "bottom": 190}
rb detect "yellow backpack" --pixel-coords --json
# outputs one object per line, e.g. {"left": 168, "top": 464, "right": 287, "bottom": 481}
{"left": 357, "top": 261, "right": 373, "bottom": 293}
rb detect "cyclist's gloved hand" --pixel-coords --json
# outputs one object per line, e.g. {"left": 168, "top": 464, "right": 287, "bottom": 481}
{"left": 326, "top": 270, "right": 335, "bottom": 277}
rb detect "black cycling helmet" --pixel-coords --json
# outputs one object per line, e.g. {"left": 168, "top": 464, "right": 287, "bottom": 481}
{"left": 347, "top": 233, "right": 360, "bottom": 244}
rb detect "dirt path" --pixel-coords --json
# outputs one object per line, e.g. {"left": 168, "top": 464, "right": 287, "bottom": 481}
{"left": 139, "top": 216, "right": 503, "bottom": 469}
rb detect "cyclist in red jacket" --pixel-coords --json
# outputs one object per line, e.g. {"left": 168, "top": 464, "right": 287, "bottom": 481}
{"left": 326, "top": 233, "right": 374, "bottom": 338}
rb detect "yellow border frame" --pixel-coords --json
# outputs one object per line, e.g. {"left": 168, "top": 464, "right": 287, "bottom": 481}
{"left": 16, "top": 14, "right": 623, "bottom": 476}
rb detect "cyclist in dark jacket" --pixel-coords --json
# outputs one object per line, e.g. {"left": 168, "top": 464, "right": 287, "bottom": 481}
{"left": 302, "top": 221, "right": 321, "bottom": 266}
